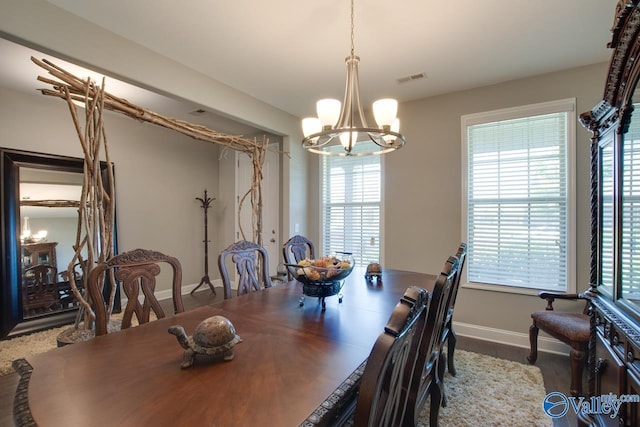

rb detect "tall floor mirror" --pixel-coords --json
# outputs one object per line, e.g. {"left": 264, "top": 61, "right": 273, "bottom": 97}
{"left": 0, "top": 148, "right": 117, "bottom": 339}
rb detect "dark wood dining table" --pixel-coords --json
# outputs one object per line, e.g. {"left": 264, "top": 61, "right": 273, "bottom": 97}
{"left": 13, "top": 267, "right": 435, "bottom": 427}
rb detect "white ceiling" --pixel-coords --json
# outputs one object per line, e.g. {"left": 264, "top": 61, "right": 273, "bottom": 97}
{"left": 0, "top": 0, "right": 620, "bottom": 133}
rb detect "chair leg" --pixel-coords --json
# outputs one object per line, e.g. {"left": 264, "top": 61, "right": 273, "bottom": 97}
{"left": 438, "top": 350, "right": 447, "bottom": 408}
{"left": 447, "top": 327, "right": 457, "bottom": 376}
{"left": 429, "top": 379, "right": 442, "bottom": 427}
{"left": 527, "top": 323, "right": 539, "bottom": 364}
{"left": 569, "top": 346, "right": 585, "bottom": 397}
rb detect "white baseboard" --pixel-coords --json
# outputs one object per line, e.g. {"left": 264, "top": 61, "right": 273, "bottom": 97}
{"left": 453, "top": 320, "right": 571, "bottom": 356}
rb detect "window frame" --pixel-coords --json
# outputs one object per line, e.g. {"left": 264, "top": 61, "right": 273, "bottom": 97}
{"left": 461, "top": 98, "right": 577, "bottom": 295}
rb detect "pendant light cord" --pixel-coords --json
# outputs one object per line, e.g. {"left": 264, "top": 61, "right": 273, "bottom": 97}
{"left": 350, "top": 0, "right": 355, "bottom": 57}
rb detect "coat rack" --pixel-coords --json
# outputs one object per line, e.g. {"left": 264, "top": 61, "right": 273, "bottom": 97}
{"left": 191, "top": 189, "right": 217, "bottom": 295}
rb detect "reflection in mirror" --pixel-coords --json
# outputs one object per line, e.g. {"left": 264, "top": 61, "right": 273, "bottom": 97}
{"left": 621, "top": 94, "right": 640, "bottom": 307}
{"left": 19, "top": 168, "right": 84, "bottom": 319}
{"left": 599, "top": 136, "right": 614, "bottom": 295}
{"left": 1, "top": 148, "right": 116, "bottom": 339}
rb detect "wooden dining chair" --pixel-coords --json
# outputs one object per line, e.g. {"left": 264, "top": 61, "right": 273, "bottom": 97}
{"left": 218, "top": 240, "right": 272, "bottom": 299}
{"left": 527, "top": 291, "right": 590, "bottom": 396}
{"left": 87, "top": 248, "right": 185, "bottom": 336}
{"left": 354, "top": 286, "right": 430, "bottom": 427}
{"left": 403, "top": 256, "right": 459, "bottom": 427}
{"left": 22, "top": 264, "right": 60, "bottom": 315}
{"left": 282, "top": 235, "right": 315, "bottom": 279}
{"left": 441, "top": 243, "right": 467, "bottom": 376}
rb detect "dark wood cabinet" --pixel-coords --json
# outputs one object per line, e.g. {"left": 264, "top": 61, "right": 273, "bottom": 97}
{"left": 22, "top": 242, "right": 57, "bottom": 270}
{"left": 580, "top": 1, "right": 640, "bottom": 425}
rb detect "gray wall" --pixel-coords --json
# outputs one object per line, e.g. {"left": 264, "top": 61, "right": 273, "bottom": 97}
{"left": 393, "top": 63, "right": 606, "bottom": 344}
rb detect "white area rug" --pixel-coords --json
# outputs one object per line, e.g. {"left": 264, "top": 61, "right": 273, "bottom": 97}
{"left": 0, "top": 324, "right": 67, "bottom": 376}
{"left": 417, "top": 349, "right": 552, "bottom": 426}
{"left": 0, "top": 312, "right": 132, "bottom": 376}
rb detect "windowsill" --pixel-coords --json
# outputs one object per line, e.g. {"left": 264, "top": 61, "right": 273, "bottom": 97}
{"left": 461, "top": 282, "right": 567, "bottom": 296}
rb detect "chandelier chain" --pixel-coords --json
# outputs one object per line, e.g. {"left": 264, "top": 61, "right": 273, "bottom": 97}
{"left": 350, "top": 0, "right": 355, "bottom": 57}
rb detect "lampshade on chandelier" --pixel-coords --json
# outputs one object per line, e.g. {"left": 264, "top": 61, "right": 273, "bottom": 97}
{"left": 301, "top": 0, "right": 406, "bottom": 156}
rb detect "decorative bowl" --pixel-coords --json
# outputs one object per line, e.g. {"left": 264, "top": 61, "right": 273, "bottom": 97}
{"left": 286, "top": 253, "right": 354, "bottom": 286}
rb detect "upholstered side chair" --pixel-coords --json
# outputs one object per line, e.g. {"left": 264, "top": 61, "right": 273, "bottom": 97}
{"left": 528, "top": 292, "right": 590, "bottom": 396}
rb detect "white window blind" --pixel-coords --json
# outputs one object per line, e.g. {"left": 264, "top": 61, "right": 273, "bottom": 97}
{"left": 321, "top": 149, "right": 381, "bottom": 267}
{"left": 622, "top": 106, "right": 640, "bottom": 299}
{"left": 463, "top": 99, "right": 575, "bottom": 292}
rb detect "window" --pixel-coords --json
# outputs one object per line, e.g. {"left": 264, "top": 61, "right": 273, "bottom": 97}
{"left": 621, "top": 103, "right": 640, "bottom": 300}
{"left": 321, "top": 149, "right": 381, "bottom": 267}
{"left": 462, "top": 99, "right": 576, "bottom": 293}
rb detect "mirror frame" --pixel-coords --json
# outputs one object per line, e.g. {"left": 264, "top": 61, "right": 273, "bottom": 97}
{"left": 0, "top": 147, "right": 117, "bottom": 339}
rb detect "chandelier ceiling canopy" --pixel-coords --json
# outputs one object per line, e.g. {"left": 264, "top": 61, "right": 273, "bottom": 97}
{"left": 301, "top": 0, "right": 406, "bottom": 157}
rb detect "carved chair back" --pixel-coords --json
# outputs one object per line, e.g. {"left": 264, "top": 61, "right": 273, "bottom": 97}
{"left": 87, "top": 248, "right": 184, "bottom": 336}
{"left": 218, "top": 240, "right": 272, "bottom": 299}
{"left": 282, "top": 235, "right": 316, "bottom": 279}
{"left": 354, "top": 286, "right": 430, "bottom": 427}
{"left": 22, "top": 264, "right": 59, "bottom": 314}
{"left": 403, "top": 256, "right": 459, "bottom": 427}
{"left": 441, "top": 243, "right": 467, "bottom": 375}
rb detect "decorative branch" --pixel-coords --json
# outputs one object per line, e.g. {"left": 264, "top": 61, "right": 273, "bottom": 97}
{"left": 32, "top": 56, "right": 282, "bottom": 333}
{"left": 20, "top": 200, "right": 80, "bottom": 208}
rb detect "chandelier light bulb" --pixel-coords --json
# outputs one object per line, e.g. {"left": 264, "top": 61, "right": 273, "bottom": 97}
{"left": 316, "top": 99, "right": 341, "bottom": 128}
{"left": 22, "top": 216, "right": 31, "bottom": 237}
{"left": 383, "top": 118, "right": 400, "bottom": 142}
{"left": 373, "top": 98, "right": 398, "bottom": 129}
{"left": 339, "top": 129, "right": 358, "bottom": 150}
{"left": 302, "top": 117, "right": 322, "bottom": 138}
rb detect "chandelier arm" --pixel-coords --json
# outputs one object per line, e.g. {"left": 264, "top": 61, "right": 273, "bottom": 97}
{"left": 335, "top": 57, "right": 358, "bottom": 129}
{"left": 302, "top": 127, "right": 406, "bottom": 156}
{"left": 337, "top": 58, "right": 354, "bottom": 129}
{"left": 352, "top": 58, "right": 368, "bottom": 128}
{"left": 364, "top": 131, "right": 406, "bottom": 149}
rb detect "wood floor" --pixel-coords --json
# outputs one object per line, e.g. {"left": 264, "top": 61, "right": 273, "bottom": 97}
{"left": 0, "top": 288, "right": 576, "bottom": 426}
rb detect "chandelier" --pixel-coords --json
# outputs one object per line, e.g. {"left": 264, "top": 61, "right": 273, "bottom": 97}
{"left": 301, "top": 0, "right": 406, "bottom": 156}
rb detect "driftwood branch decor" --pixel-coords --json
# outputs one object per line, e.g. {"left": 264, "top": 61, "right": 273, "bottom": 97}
{"left": 32, "top": 56, "right": 279, "bottom": 335}
{"left": 20, "top": 199, "right": 81, "bottom": 208}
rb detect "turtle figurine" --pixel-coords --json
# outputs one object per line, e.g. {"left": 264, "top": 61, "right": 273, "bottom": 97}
{"left": 168, "top": 315, "right": 242, "bottom": 369}
{"left": 365, "top": 262, "right": 383, "bottom": 284}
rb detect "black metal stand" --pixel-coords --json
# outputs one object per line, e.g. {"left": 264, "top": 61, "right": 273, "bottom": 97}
{"left": 191, "top": 189, "right": 216, "bottom": 295}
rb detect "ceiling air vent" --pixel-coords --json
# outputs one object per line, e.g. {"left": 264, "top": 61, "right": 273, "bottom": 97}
{"left": 189, "top": 108, "right": 207, "bottom": 116}
{"left": 397, "top": 72, "right": 427, "bottom": 84}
